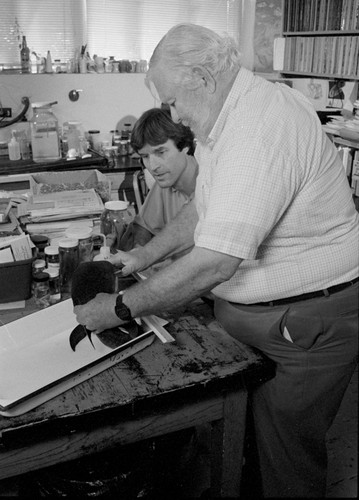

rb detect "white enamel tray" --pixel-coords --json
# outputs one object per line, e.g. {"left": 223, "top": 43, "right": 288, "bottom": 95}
{"left": 0, "top": 300, "right": 161, "bottom": 417}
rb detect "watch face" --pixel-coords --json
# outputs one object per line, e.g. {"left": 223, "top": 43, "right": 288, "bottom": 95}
{"left": 115, "top": 294, "right": 132, "bottom": 321}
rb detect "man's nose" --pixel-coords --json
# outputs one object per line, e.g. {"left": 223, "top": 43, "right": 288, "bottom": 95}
{"left": 148, "top": 155, "right": 161, "bottom": 171}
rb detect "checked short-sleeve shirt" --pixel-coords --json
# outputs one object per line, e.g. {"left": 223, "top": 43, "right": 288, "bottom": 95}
{"left": 194, "top": 67, "right": 359, "bottom": 303}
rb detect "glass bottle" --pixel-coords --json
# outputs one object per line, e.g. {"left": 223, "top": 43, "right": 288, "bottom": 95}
{"left": 65, "top": 227, "right": 93, "bottom": 263}
{"left": 59, "top": 238, "right": 79, "bottom": 294}
{"left": 44, "top": 245, "right": 60, "bottom": 269}
{"left": 33, "top": 271, "right": 51, "bottom": 308}
{"left": 30, "top": 102, "right": 61, "bottom": 163}
{"left": 20, "top": 35, "right": 30, "bottom": 73}
{"left": 100, "top": 200, "right": 130, "bottom": 249}
{"left": 47, "top": 267, "right": 61, "bottom": 304}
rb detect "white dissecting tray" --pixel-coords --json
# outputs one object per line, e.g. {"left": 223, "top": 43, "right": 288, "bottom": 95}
{"left": 0, "top": 300, "right": 159, "bottom": 417}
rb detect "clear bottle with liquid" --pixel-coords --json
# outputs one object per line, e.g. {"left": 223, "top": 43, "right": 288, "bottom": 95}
{"left": 30, "top": 102, "right": 61, "bottom": 163}
{"left": 20, "top": 36, "right": 30, "bottom": 73}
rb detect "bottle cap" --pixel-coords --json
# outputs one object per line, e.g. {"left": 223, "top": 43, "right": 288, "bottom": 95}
{"left": 104, "top": 200, "right": 129, "bottom": 211}
{"left": 44, "top": 245, "right": 59, "bottom": 255}
{"left": 46, "top": 267, "right": 59, "bottom": 277}
{"left": 59, "top": 238, "right": 79, "bottom": 248}
{"left": 34, "top": 259, "right": 46, "bottom": 269}
{"left": 65, "top": 226, "right": 92, "bottom": 240}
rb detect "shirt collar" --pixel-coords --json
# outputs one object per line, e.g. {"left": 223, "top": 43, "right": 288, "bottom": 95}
{"left": 206, "top": 66, "right": 255, "bottom": 148}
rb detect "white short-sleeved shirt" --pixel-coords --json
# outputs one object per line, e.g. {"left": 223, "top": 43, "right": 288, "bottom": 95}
{"left": 194, "top": 67, "right": 359, "bottom": 303}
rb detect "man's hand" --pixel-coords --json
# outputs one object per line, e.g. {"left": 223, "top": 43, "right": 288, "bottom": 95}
{"left": 109, "top": 247, "right": 148, "bottom": 276}
{"left": 74, "top": 292, "right": 122, "bottom": 333}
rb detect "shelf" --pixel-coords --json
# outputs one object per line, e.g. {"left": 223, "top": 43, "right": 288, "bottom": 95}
{"left": 281, "top": 71, "right": 359, "bottom": 80}
{"left": 283, "top": 30, "right": 359, "bottom": 36}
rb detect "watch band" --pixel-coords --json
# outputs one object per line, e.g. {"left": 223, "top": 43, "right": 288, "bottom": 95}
{"left": 114, "top": 293, "right": 133, "bottom": 322}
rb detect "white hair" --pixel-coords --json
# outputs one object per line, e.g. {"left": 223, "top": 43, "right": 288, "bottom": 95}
{"left": 147, "top": 23, "right": 241, "bottom": 84}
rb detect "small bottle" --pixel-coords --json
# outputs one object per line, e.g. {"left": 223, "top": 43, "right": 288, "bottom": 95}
{"left": 32, "top": 259, "right": 46, "bottom": 277}
{"left": 20, "top": 35, "right": 30, "bottom": 73}
{"left": 8, "top": 131, "right": 21, "bottom": 161}
{"left": 30, "top": 234, "right": 49, "bottom": 259}
{"left": 33, "top": 271, "right": 51, "bottom": 308}
{"left": 45, "top": 50, "right": 53, "bottom": 73}
{"left": 44, "top": 245, "right": 60, "bottom": 269}
{"left": 47, "top": 267, "right": 61, "bottom": 304}
{"left": 59, "top": 238, "right": 79, "bottom": 294}
{"left": 93, "top": 245, "right": 111, "bottom": 261}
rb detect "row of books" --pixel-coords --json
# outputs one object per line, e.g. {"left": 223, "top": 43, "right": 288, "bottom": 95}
{"left": 339, "top": 147, "right": 359, "bottom": 196}
{"left": 282, "top": 35, "right": 359, "bottom": 76}
{"left": 283, "top": 0, "right": 359, "bottom": 33}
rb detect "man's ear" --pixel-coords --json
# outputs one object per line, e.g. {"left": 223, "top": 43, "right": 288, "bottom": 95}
{"left": 181, "top": 146, "right": 190, "bottom": 155}
{"left": 190, "top": 66, "right": 216, "bottom": 94}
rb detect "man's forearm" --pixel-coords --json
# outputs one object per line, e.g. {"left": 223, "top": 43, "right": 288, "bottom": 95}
{"left": 123, "top": 246, "right": 242, "bottom": 318}
{"left": 138, "top": 199, "right": 198, "bottom": 269}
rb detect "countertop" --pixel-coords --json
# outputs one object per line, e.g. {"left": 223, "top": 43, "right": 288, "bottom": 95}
{"left": 0, "top": 152, "right": 142, "bottom": 176}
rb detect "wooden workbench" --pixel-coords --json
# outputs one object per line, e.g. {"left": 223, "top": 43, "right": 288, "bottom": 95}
{"left": 0, "top": 300, "right": 274, "bottom": 497}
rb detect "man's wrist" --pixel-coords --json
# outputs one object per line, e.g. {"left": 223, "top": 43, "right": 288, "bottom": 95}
{"left": 114, "top": 293, "right": 133, "bottom": 322}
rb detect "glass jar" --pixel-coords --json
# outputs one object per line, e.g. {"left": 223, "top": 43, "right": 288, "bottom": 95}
{"left": 32, "top": 258, "right": 46, "bottom": 277}
{"left": 47, "top": 267, "right": 61, "bottom": 304}
{"left": 100, "top": 200, "right": 130, "bottom": 249}
{"left": 30, "top": 102, "right": 61, "bottom": 163}
{"left": 30, "top": 234, "right": 49, "bottom": 259}
{"left": 33, "top": 271, "right": 51, "bottom": 308}
{"left": 59, "top": 238, "right": 79, "bottom": 294}
{"left": 44, "top": 245, "right": 60, "bottom": 269}
{"left": 65, "top": 227, "right": 93, "bottom": 263}
{"left": 88, "top": 130, "right": 101, "bottom": 151}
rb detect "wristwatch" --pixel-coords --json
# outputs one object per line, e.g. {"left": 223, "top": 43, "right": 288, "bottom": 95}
{"left": 114, "top": 293, "right": 132, "bottom": 322}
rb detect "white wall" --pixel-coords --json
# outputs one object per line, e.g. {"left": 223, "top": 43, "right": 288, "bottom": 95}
{"left": 0, "top": 73, "right": 155, "bottom": 142}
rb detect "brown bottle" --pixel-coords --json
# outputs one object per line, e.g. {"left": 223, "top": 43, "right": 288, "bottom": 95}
{"left": 21, "top": 35, "right": 30, "bottom": 73}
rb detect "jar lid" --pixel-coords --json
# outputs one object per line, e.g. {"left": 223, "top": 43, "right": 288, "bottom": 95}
{"left": 46, "top": 267, "right": 59, "bottom": 277}
{"left": 104, "top": 200, "right": 129, "bottom": 210}
{"left": 33, "top": 271, "right": 50, "bottom": 282}
{"left": 58, "top": 238, "right": 79, "bottom": 248}
{"left": 31, "top": 234, "right": 49, "bottom": 245}
{"left": 34, "top": 259, "right": 46, "bottom": 269}
{"left": 65, "top": 226, "right": 92, "bottom": 240}
{"left": 44, "top": 245, "right": 59, "bottom": 255}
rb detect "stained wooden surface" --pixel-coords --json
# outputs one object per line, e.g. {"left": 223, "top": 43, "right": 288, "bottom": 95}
{"left": 0, "top": 300, "right": 270, "bottom": 434}
{"left": 0, "top": 299, "right": 274, "bottom": 495}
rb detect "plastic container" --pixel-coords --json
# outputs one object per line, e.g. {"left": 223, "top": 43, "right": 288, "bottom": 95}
{"left": 100, "top": 201, "right": 129, "bottom": 249}
{"left": 44, "top": 246, "right": 60, "bottom": 269}
{"left": 65, "top": 227, "right": 93, "bottom": 263}
{"left": 30, "top": 102, "right": 61, "bottom": 163}
{"left": 0, "top": 258, "right": 33, "bottom": 303}
{"left": 59, "top": 238, "right": 79, "bottom": 294}
{"left": 8, "top": 130, "right": 21, "bottom": 161}
{"left": 33, "top": 271, "right": 51, "bottom": 308}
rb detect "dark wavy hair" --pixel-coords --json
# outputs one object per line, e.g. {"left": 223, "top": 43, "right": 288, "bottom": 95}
{"left": 131, "top": 107, "right": 195, "bottom": 155}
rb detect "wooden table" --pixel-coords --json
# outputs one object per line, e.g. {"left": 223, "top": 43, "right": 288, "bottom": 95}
{"left": 0, "top": 300, "right": 274, "bottom": 497}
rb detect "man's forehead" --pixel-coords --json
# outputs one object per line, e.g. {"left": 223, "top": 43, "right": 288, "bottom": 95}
{"left": 148, "top": 80, "right": 162, "bottom": 104}
{"left": 139, "top": 140, "right": 173, "bottom": 154}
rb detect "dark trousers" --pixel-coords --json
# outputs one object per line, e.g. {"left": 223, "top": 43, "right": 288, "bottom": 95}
{"left": 214, "top": 282, "right": 358, "bottom": 498}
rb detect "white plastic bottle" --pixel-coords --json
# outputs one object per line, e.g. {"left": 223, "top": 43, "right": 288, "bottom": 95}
{"left": 8, "top": 130, "right": 21, "bottom": 160}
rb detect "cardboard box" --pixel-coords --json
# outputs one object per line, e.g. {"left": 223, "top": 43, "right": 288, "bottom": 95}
{"left": 31, "top": 169, "right": 111, "bottom": 202}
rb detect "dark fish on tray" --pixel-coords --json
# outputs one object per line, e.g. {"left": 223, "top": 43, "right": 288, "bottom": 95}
{"left": 70, "top": 320, "right": 143, "bottom": 351}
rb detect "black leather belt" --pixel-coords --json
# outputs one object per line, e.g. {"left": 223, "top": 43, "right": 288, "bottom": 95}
{"left": 244, "top": 276, "right": 359, "bottom": 307}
